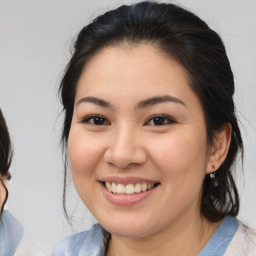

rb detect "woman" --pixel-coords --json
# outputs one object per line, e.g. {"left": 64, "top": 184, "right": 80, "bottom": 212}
{"left": 0, "top": 109, "right": 46, "bottom": 256}
{"left": 53, "top": 2, "right": 256, "bottom": 255}
{"left": 0, "top": 109, "right": 24, "bottom": 255}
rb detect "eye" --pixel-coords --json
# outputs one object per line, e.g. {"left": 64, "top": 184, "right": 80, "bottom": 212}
{"left": 146, "top": 115, "right": 176, "bottom": 126}
{"left": 81, "top": 115, "right": 110, "bottom": 125}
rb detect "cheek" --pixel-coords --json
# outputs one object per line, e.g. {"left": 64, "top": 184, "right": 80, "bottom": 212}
{"left": 67, "top": 128, "right": 107, "bottom": 209}
{"left": 149, "top": 129, "right": 208, "bottom": 189}
{"left": 67, "top": 128, "right": 103, "bottom": 188}
{"left": 149, "top": 132, "right": 208, "bottom": 216}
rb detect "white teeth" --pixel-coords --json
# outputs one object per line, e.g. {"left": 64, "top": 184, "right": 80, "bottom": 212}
{"left": 125, "top": 184, "right": 135, "bottom": 194}
{"left": 134, "top": 183, "right": 142, "bottom": 193}
{"left": 141, "top": 183, "right": 147, "bottom": 192}
{"left": 105, "top": 182, "right": 156, "bottom": 194}
{"left": 112, "top": 183, "right": 117, "bottom": 193}
{"left": 106, "top": 182, "right": 112, "bottom": 192}
{"left": 117, "top": 184, "right": 125, "bottom": 194}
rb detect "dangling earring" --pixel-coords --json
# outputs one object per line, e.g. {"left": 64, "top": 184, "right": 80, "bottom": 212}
{"left": 209, "top": 173, "right": 215, "bottom": 178}
{"left": 210, "top": 165, "right": 218, "bottom": 187}
{"left": 209, "top": 165, "right": 216, "bottom": 178}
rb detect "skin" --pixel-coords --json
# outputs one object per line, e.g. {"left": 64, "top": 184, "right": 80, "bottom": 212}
{"left": 0, "top": 178, "right": 8, "bottom": 211}
{"left": 68, "top": 44, "right": 231, "bottom": 256}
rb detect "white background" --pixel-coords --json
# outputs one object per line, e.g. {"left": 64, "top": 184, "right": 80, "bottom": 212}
{"left": 0, "top": 0, "right": 255, "bottom": 254}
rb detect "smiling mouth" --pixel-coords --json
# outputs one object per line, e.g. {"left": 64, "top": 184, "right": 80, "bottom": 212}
{"left": 102, "top": 182, "right": 160, "bottom": 195}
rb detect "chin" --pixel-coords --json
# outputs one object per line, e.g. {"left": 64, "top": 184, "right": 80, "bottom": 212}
{"left": 100, "top": 218, "right": 155, "bottom": 238}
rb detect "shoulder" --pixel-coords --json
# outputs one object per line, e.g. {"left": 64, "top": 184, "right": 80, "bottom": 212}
{"left": 0, "top": 210, "right": 24, "bottom": 256}
{"left": 0, "top": 210, "right": 46, "bottom": 256}
{"left": 52, "top": 224, "right": 106, "bottom": 256}
{"left": 52, "top": 231, "right": 89, "bottom": 256}
{"left": 225, "top": 221, "right": 256, "bottom": 256}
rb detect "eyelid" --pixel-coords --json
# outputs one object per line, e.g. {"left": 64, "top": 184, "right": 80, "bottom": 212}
{"left": 80, "top": 114, "right": 110, "bottom": 125}
{"left": 144, "top": 114, "right": 177, "bottom": 126}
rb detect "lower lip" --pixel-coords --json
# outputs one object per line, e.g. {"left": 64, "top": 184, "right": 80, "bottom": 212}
{"left": 100, "top": 182, "right": 158, "bottom": 206}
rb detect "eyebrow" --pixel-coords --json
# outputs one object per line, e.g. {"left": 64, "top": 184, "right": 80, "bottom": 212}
{"left": 76, "top": 96, "right": 113, "bottom": 108}
{"left": 136, "top": 95, "right": 186, "bottom": 109}
{"left": 76, "top": 95, "right": 186, "bottom": 109}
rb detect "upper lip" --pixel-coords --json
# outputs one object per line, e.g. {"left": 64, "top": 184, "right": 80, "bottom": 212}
{"left": 99, "top": 176, "right": 159, "bottom": 185}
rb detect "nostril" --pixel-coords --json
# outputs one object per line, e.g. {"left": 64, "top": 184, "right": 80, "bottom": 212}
{"left": 104, "top": 145, "right": 147, "bottom": 169}
{"left": 104, "top": 146, "right": 147, "bottom": 169}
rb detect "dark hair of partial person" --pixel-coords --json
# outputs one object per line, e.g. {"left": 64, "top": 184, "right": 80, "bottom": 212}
{"left": 59, "top": 1, "right": 243, "bottom": 222}
{"left": 0, "top": 109, "right": 12, "bottom": 215}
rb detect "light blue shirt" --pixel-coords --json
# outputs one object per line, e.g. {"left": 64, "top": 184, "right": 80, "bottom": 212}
{"left": 53, "top": 223, "right": 105, "bottom": 256}
{"left": 198, "top": 216, "right": 238, "bottom": 256}
{"left": 53, "top": 215, "right": 238, "bottom": 256}
{"left": 0, "top": 210, "right": 24, "bottom": 256}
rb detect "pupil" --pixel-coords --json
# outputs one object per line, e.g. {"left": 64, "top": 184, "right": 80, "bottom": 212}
{"left": 94, "top": 117, "right": 104, "bottom": 125}
{"left": 153, "top": 117, "right": 164, "bottom": 125}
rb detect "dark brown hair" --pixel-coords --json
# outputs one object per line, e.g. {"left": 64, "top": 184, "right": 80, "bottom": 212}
{"left": 59, "top": 1, "right": 243, "bottom": 222}
{"left": 0, "top": 109, "right": 12, "bottom": 215}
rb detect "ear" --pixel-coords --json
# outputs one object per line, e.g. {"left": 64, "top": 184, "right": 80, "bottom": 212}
{"left": 206, "top": 123, "right": 232, "bottom": 174}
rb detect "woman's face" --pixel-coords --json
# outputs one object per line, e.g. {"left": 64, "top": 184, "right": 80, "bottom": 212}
{"left": 68, "top": 44, "right": 214, "bottom": 238}
{"left": 0, "top": 179, "right": 8, "bottom": 211}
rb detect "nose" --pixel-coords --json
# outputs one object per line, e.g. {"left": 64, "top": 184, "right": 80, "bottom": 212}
{"left": 104, "top": 126, "right": 147, "bottom": 169}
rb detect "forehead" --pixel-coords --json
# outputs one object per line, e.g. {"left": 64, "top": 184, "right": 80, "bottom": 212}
{"left": 78, "top": 44, "right": 189, "bottom": 91}
{"left": 75, "top": 44, "right": 200, "bottom": 110}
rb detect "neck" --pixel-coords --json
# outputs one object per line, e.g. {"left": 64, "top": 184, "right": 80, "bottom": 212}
{"left": 106, "top": 212, "right": 221, "bottom": 256}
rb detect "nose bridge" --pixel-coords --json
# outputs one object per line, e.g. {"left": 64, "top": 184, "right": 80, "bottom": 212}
{"left": 115, "top": 123, "right": 135, "bottom": 149}
{"left": 105, "top": 123, "right": 146, "bottom": 168}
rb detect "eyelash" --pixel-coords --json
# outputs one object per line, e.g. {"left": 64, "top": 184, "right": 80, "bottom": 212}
{"left": 81, "top": 114, "right": 176, "bottom": 126}
{"left": 81, "top": 115, "right": 110, "bottom": 125}
{"left": 145, "top": 114, "right": 176, "bottom": 126}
